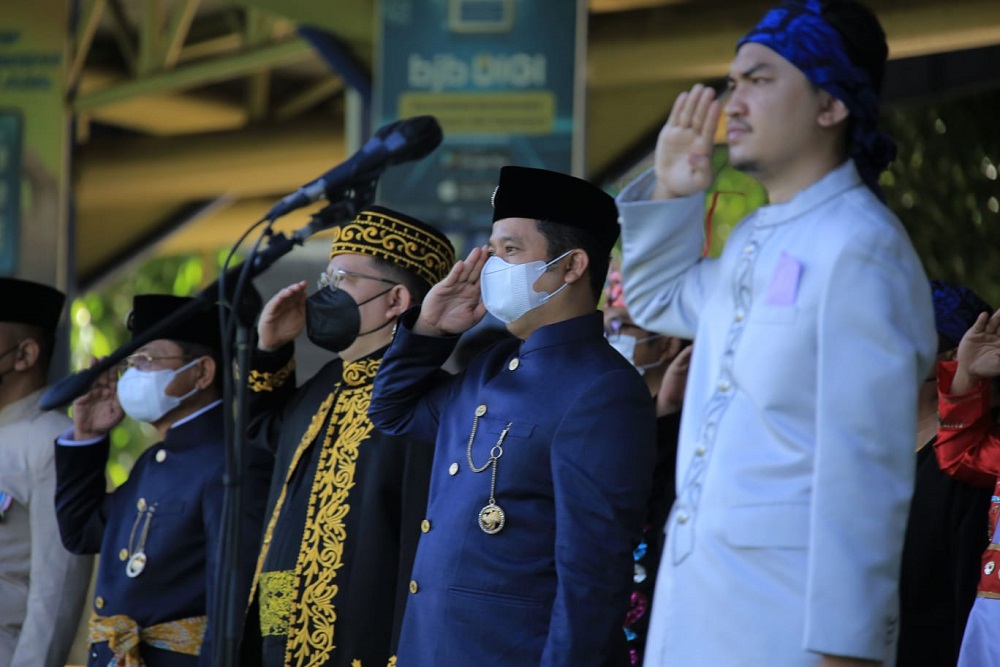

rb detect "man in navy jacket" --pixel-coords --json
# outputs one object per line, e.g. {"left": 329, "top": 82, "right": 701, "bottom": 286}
{"left": 369, "top": 166, "right": 657, "bottom": 666}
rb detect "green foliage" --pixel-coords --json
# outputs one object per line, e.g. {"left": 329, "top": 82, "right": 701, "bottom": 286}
{"left": 881, "top": 88, "right": 1000, "bottom": 307}
{"left": 703, "top": 146, "right": 768, "bottom": 257}
{"left": 69, "top": 253, "right": 232, "bottom": 486}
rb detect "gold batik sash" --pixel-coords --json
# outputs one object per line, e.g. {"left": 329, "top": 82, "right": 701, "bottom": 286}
{"left": 251, "top": 357, "right": 381, "bottom": 667}
{"left": 89, "top": 612, "right": 206, "bottom": 667}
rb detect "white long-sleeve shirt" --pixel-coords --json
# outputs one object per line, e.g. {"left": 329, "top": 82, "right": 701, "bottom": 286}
{"left": 617, "top": 160, "right": 936, "bottom": 665}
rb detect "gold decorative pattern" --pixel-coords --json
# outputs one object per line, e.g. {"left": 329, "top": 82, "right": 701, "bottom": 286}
{"left": 283, "top": 356, "right": 382, "bottom": 666}
{"left": 329, "top": 210, "right": 454, "bottom": 288}
{"left": 89, "top": 612, "right": 206, "bottom": 666}
{"left": 342, "top": 357, "right": 381, "bottom": 387}
{"left": 259, "top": 570, "right": 296, "bottom": 636}
{"left": 248, "top": 358, "right": 296, "bottom": 393}
{"left": 387, "top": 656, "right": 397, "bottom": 666}
{"left": 250, "top": 392, "right": 336, "bottom": 606}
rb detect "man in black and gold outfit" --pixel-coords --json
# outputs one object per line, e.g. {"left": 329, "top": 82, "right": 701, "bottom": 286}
{"left": 242, "top": 206, "right": 455, "bottom": 667}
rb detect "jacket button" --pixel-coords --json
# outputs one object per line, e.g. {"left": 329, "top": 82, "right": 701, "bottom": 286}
{"left": 508, "top": 358, "right": 519, "bottom": 371}
{"left": 420, "top": 519, "right": 431, "bottom": 533}
{"left": 676, "top": 512, "right": 689, "bottom": 525}
{"left": 475, "top": 404, "right": 487, "bottom": 417}
{"left": 137, "top": 498, "right": 147, "bottom": 512}
{"left": 448, "top": 462, "right": 460, "bottom": 476}
{"left": 155, "top": 449, "right": 167, "bottom": 463}
{"left": 95, "top": 596, "right": 104, "bottom": 609}
{"left": 119, "top": 548, "right": 128, "bottom": 561}
{"left": 409, "top": 580, "right": 419, "bottom": 594}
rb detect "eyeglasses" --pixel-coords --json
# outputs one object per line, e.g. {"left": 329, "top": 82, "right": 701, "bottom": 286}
{"left": 317, "top": 268, "right": 398, "bottom": 292}
{"left": 120, "top": 353, "right": 192, "bottom": 373}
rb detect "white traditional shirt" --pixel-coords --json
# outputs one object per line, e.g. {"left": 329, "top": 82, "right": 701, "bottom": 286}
{"left": 617, "top": 160, "right": 937, "bottom": 666}
{"left": 0, "top": 388, "right": 92, "bottom": 667}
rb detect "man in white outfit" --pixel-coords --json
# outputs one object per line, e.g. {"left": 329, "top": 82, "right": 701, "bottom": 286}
{"left": 616, "top": 1, "right": 936, "bottom": 665}
{"left": 0, "top": 277, "right": 92, "bottom": 667}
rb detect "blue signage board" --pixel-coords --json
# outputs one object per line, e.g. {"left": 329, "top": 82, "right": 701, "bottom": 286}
{"left": 0, "top": 109, "right": 22, "bottom": 274}
{"left": 374, "top": 0, "right": 585, "bottom": 239}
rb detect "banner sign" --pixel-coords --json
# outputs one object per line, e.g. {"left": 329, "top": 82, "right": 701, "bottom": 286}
{"left": 375, "top": 0, "right": 586, "bottom": 237}
{"left": 0, "top": 2, "right": 69, "bottom": 280}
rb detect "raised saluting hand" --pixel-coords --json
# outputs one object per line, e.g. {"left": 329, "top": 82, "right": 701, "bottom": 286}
{"left": 72, "top": 358, "right": 125, "bottom": 440}
{"left": 257, "top": 280, "right": 308, "bottom": 352}
{"left": 951, "top": 308, "right": 1000, "bottom": 394}
{"left": 653, "top": 83, "right": 722, "bottom": 200}
{"left": 413, "top": 246, "right": 489, "bottom": 337}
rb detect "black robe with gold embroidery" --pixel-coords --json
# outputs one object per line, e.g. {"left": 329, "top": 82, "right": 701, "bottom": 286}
{"left": 240, "top": 344, "right": 434, "bottom": 667}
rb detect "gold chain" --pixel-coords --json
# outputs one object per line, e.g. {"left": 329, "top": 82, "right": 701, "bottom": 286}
{"left": 467, "top": 417, "right": 513, "bottom": 506}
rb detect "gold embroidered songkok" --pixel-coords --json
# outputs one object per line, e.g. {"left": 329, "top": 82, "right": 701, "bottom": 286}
{"left": 328, "top": 206, "right": 453, "bottom": 289}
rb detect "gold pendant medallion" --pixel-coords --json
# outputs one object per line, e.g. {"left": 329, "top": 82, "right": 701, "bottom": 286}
{"left": 478, "top": 503, "right": 505, "bottom": 535}
{"left": 126, "top": 551, "right": 147, "bottom": 578}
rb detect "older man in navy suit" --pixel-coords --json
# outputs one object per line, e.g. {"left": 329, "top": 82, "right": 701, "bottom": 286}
{"left": 55, "top": 295, "right": 268, "bottom": 667}
{"left": 369, "top": 166, "right": 657, "bottom": 666}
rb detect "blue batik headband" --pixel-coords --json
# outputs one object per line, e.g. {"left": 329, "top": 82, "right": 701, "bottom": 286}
{"left": 737, "top": 0, "right": 896, "bottom": 198}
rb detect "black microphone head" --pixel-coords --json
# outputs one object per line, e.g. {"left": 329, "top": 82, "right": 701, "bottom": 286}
{"left": 381, "top": 115, "right": 443, "bottom": 164}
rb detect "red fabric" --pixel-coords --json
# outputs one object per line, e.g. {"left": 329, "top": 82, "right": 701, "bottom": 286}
{"left": 935, "top": 361, "right": 1000, "bottom": 597}
{"left": 978, "top": 543, "right": 1000, "bottom": 597}
{"left": 934, "top": 360, "right": 1000, "bottom": 485}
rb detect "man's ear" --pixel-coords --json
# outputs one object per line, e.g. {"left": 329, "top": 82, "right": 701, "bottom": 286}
{"left": 817, "top": 93, "right": 849, "bottom": 129}
{"left": 13, "top": 338, "right": 40, "bottom": 372}
{"left": 195, "top": 356, "right": 217, "bottom": 390}
{"left": 561, "top": 249, "right": 590, "bottom": 286}
{"left": 385, "top": 284, "right": 413, "bottom": 318}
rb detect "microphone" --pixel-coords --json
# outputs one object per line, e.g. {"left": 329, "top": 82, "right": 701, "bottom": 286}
{"left": 265, "top": 115, "right": 443, "bottom": 221}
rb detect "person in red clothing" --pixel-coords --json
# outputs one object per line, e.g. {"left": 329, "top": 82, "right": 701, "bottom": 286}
{"left": 936, "top": 298, "right": 1000, "bottom": 667}
{"left": 897, "top": 280, "right": 993, "bottom": 667}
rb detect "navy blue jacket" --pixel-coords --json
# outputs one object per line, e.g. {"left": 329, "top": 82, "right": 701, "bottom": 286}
{"left": 55, "top": 403, "right": 267, "bottom": 667}
{"left": 369, "top": 310, "right": 657, "bottom": 667}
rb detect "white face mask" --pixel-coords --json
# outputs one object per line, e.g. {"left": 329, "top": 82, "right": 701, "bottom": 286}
{"left": 607, "top": 332, "right": 663, "bottom": 375}
{"left": 116, "top": 359, "right": 200, "bottom": 424}
{"left": 480, "top": 251, "right": 572, "bottom": 324}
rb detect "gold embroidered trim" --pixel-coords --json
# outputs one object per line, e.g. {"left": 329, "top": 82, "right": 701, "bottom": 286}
{"left": 387, "top": 657, "right": 397, "bottom": 667}
{"left": 259, "top": 570, "right": 295, "bottom": 636}
{"left": 283, "top": 356, "right": 382, "bottom": 666}
{"left": 248, "top": 358, "right": 296, "bottom": 393}
{"left": 329, "top": 212, "right": 453, "bottom": 288}
{"left": 978, "top": 591, "right": 1000, "bottom": 599}
{"left": 342, "top": 357, "right": 381, "bottom": 387}
{"left": 250, "top": 392, "right": 336, "bottom": 606}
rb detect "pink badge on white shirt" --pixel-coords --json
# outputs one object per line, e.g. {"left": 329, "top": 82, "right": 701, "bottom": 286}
{"left": 765, "top": 252, "right": 802, "bottom": 306}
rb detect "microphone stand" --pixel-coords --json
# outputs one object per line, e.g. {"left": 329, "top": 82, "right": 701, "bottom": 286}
{"left": 40, "top": 183, "right": 377, "bottom": 667}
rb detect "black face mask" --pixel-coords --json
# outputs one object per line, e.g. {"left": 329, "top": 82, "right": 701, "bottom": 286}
{"left": 305, "top": 287, "right": 394, "bottom": 353}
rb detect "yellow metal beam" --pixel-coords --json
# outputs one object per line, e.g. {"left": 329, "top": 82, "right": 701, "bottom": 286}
{"left": 162, "top": 0, "right": 200, "bottom": 69}
{"left": 68, "top": 0, "right": 106, "bottom": 90}
{"left": 74, "top": 38, "right": 314, "bottom": 112}
{"left": 76, "top": 115, "right": 346, "bottom": 208}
